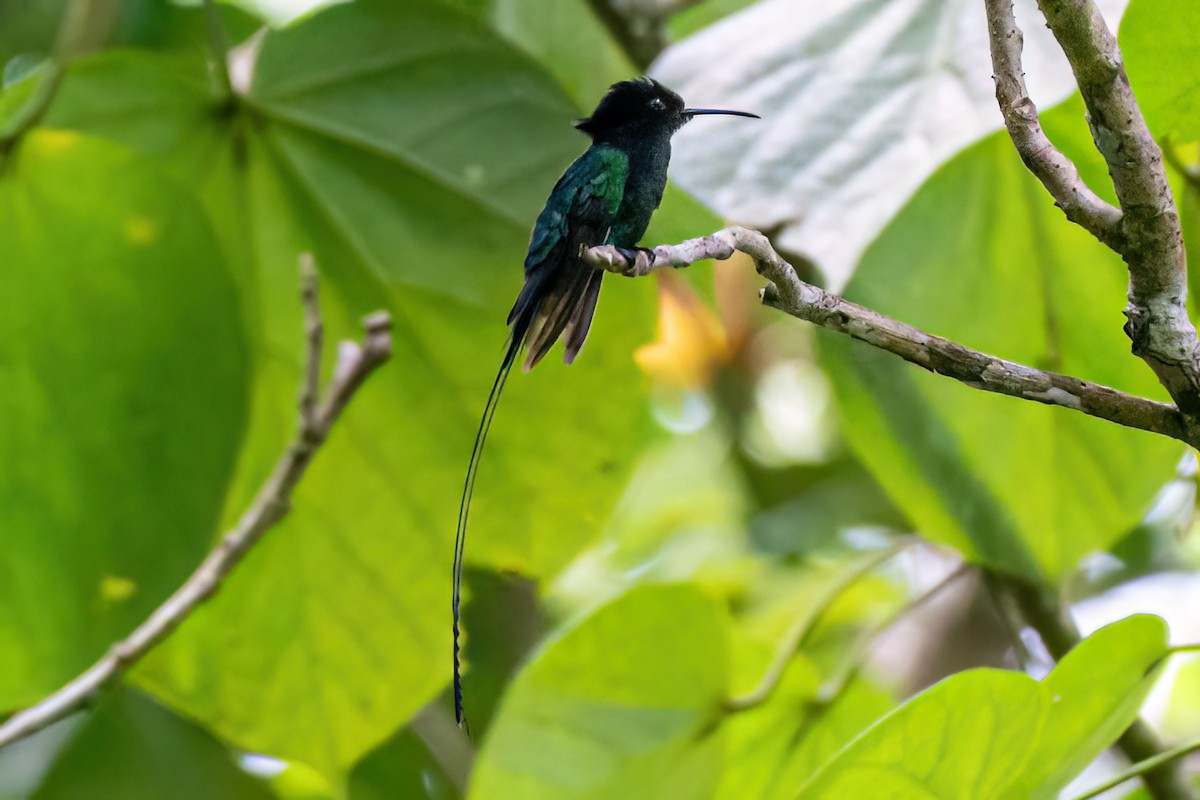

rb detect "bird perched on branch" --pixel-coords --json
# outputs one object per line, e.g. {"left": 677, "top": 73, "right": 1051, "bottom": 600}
{"left": 452, "top": 77, "right": 758, "bottom": 728}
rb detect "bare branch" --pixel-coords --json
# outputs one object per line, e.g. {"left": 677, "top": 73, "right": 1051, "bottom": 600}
{"left": 0, "top": 260, "right": 392, "bottom": 749}
{"left": 585, "top": 227, "right": 1192, "bottom": 446}
{"left": 983, "top": 0, "right": 1123, "bottom": 247}
{"left": 1030, "top": 0, "right": 1200, "bottom": 425}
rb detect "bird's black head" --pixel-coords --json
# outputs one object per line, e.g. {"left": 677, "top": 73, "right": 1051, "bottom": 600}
{"left": 575, "top": 77, "right": 758, "bottom": 143}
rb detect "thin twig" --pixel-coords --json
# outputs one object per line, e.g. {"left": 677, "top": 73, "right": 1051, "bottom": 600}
{"left": 1071, "top": 734, "right": 1200, "bottom": 800}
{"left": 584, "top": 228, "right": 1192, "bottom": 447}
{"left": 983, "top": 0, "right": 1123, "bottom": 248}
{"left": 815, "top": 563, "right": 973, "bottom": 705}
{"left": 723, "top": 540, "right": 912, "bottom": 713}
{"left": 0, "top": 259, "right": 392, "bottom": 749}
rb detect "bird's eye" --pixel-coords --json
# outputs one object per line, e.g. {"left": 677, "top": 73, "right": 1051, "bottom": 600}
{"left": 648, "top": 97, "right": 666, "bottom": 111}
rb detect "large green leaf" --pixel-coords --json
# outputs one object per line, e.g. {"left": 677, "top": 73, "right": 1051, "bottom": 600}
{"left": 716, "top": 663, "right": 892, "bottom": 800}
{"left": 819, "top": 103, "right": 1181, "bottom": 580}
{"left": 1005, "top": 614, "right": 1169, "bottom": 796}
{"left": 469, "top": 585, "right": 727, "bottom": 799}
{"left": 39, "top": 0, "right": 701, "bottom": 775}
{"left": 442, "top": 0, "right": 633, "bottom": 108}
{"left": 797, "top": 615, "right": 1168, "bottom": 799}
{"left": 0, "top": 130, "right": 248, "bottom": 709}
{"left": 653, "top": 0, "right": 1129, "bottom": 283}
{"left": 1121, "top": 0, "right": 1200, "bottom": 142}
{"left": 31, "top": 689, "right": 275, "bottom": 800}
{"left": 348, "top": 725, "right": 458, "bottom": 800}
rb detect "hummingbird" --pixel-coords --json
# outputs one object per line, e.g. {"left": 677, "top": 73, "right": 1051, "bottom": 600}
{"left": 452, "top": 77, "right": 758, "bottom": 727}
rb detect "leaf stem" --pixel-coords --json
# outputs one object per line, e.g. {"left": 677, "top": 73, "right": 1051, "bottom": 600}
{"left": 201, "top": 0, "right": 234, "bottom": 98}
{"left": 0, "top": 0, "right": 97, "bottom": 154}
{"left": 723, "top": 538, "right": 915, "bottom": 713}
{"left": 1168, "top": 644, "right": 1200, "bottom": 657}
{"left": 815, "top": 563, "right": 973, "bottom": 705}
{"left": 1071, "top": 735, "right": 1200, "bottom": 800}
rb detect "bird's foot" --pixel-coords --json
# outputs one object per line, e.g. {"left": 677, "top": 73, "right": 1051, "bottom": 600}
{"left": 615, "top": 246, "right": 657, "bottom": 277}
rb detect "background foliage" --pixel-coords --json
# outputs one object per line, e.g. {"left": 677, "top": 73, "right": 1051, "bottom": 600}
{"left": 1, "top": 0, "right": 1200, "bottom": 798}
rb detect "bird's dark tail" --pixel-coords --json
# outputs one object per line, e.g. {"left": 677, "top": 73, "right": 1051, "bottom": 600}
{"left": 452, "top": 336, "right": 519, "bottom": 731}
{"left": 453, "top": 261, "right": 601, "bottom": 728}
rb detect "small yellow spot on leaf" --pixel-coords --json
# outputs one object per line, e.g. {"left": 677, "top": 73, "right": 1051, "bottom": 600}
{"left": 32, "top": 129, "right": 77, "bottom": 155}
{"left": 124, "top": 216, "right": 158, "bottom": 246}
{"left": 99, "top": 575, "right": 138, "bottom": 603}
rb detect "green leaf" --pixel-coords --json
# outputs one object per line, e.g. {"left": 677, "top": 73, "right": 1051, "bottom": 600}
{"left": 40, "top": 0, "right": 686, "bottom": 775}
{"left": 248, "top": 0, "right": 584, "bottom": 230}
{"left": 717, "top": 665, "right": 892, "bottom": 800}
{"left": 0, "top": 59, "right": 46, "bottom": 137}
{"left": 0, "top": 130, "right": 248, "bottom": 709}
{"left": 1007, "top": 614, "right": 1168, "bottom": 796}
{"left": 446, "top": 0, "right": 634, "bottom": 110}
{"left": 1121, "top": 0, "right": 1200, "bottom": 141}
{"left": 797, "top": 615, "right": 1168, "bottom": 799}
{"left": 30, "top": 689, "right": 275, "bottom": 800}
{"left": 653, "top": 0, "right": 1129, "bottom": 282}
{"left": 469, "top": 585, "right": 727, "bottom": 799}
{"left": 819, "top": 103, "right": 1181, "bottom": 580}
{"left": 667, "top": 0, "right": 758, "bottom": 41}
{"left": 800, "top": 669, "right": 1050, "bottom": 798}
{"left": 348, "top": 726, "right": 458, "bottom": 800}
{"left": 45, "top": 50, "right": 220, "bottom": 176}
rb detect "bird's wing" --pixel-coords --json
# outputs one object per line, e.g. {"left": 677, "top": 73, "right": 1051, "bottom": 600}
{"left": 508, "top": 145, "right": 628, "bottom": 369}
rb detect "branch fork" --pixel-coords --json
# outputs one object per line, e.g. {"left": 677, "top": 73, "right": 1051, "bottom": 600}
{"left": 0, "top": 256, "right": 392, "bottom": 749}
{"left": 985, "top": 0, "right": 1200, "bottom": 441}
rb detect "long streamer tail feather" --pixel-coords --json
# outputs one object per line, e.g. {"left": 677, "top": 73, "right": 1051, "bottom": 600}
{"left": 454, "top": 255, "right": 601, "bottom": 728}
{"left": 452, "top": 337, "right": 518, "bottom": 730}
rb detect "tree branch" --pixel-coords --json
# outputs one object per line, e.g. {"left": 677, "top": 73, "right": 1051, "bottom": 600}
{"left": 996, "top": 0, "right": 1200, "bottom": 428}
{"left": 0, "top": 258, "right": 392, "bottom": 749}
{"left": 983, "top": 0, "right": 1123, "bottom": 248}
{"left": 584, "top": 227, "right": 1192, "bottom": 446}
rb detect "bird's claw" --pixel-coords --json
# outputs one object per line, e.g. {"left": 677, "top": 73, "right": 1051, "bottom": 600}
{"left": 615, "top": 246, "right": 656, "bottom": 277}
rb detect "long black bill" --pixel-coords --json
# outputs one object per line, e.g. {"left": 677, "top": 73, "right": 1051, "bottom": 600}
{"left": 684, "top": 108, "right": 761, "bottom": 119}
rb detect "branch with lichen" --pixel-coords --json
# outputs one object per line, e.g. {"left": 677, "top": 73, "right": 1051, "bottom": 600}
{"left": 0, "top": 256, "right": 392, "bottom": 749}
{"left": 985, "top": 0, "right": 1200, "bottom": 440}
{"left": 584, "top": 227, "right": 1193, "bottom": 447}
{"left": 982, "top": 6, "right": 1198, "bottom": 790}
